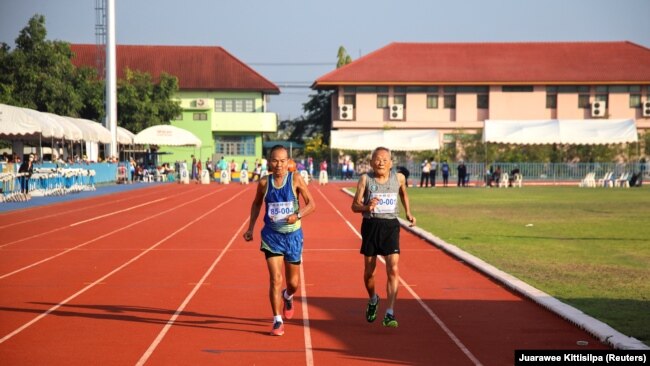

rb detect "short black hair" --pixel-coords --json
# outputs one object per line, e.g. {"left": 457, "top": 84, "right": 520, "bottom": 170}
{"left": 268, "top": 145, "right": 287, "bottom": 158}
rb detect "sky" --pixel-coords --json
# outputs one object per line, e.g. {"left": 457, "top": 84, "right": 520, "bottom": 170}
{"left": 1, "top": 0, "right": 649, "bottom": 121}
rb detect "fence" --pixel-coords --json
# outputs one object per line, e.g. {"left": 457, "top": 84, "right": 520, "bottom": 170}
{"left": 330, "top": 161, "right": 649, "bottom": 185}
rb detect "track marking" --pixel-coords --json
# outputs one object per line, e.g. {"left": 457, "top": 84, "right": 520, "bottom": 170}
{"left": 300, "top": 260, "right": 314, "bottom": 366}
{"left": 0, "top": 184, "right": 179, "bottom": 230}
{"left": 315, "top": 187, "right": 483, "bottom": 366}
{"left": 135, "top": 219, "right": 249, "bottom": 365}
{"left": 0, "top": 187, "right": 250, "bottom": 345}
{"left": 0, "top": 187, "right": 225, "bottom": 279}
{"left": 0, "top": 186, "right": 201, "bottom": 249}
{"left": 69, "top": 197, "right": 167, "bottom": 226}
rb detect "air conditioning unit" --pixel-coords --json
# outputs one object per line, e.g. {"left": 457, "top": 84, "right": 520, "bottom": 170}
{"left": 642, "top": 101, "right": 650, "bottom": 117}
{"left": 339, "top": 104, "right": 354, "bottom": 120}
{"left": 195, "top": 98, "right": 209, "bottom": 109}
{"left": 591, "top": 101, "right": 606, "bottom": 117}
{"left": 389, "top": 104, "right": 404, "bottom": 120}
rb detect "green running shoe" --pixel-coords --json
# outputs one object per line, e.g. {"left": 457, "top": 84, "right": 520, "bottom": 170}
{"left": 366, "top": 296, "right": 379, "bottom": 322}
{"left": 382, "top": 313, "right": 399, "bottom": 328}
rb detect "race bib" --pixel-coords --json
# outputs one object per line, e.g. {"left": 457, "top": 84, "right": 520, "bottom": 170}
{"left": 268, "top": 201, "right": 294, "bottom": 222}
{"left": 370, "top": 192, "right": 398, "bottom": 213}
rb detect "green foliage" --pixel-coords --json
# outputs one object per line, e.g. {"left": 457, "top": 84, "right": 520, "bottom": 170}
{"left": 0, "top": 14, "right": 181, "bottom": 133}
{"left": 117, "top": 69, "right": 181, "bottom": 134}
{"left": 0, "top": 15, "right": 83, "bottom": 115}
{"left": 336, "top": 46, "right": 352, "bottom": 69}
{"left": 303, "top": 133, "right": 329, "bottom": 160}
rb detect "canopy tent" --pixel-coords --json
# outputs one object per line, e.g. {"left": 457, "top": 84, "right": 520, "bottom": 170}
{"left": 133, "top": 124, "right": 202, "bottom": 147}
{"left": 330, "top": 129, "right": 440, "bottom": 151}
{"left": 483, "top": 119, "right": 638, "bottom": 145}
{"left": 0, "top": 104, "right": 43, "bottom": 138}
{"left": 116, "top": 126, "right": 135, "bottom": 145}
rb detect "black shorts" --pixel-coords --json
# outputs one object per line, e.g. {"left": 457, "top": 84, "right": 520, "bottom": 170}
{"left": 360, "top": 218, "right": 400, "bottom": 257}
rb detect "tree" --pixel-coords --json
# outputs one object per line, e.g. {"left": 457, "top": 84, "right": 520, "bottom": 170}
{"left": 337, "top": 46, "right": 352, "bottom": 68}
{"left": 0, "top": 15, "right": 84, "bottom": 115}
{"left": 117, "top": 69, "right": 181, "bottom": 134}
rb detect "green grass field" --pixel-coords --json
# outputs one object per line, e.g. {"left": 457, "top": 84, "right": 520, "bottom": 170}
{"left": 400, "top": 185, "right": 650, "bottom": 344}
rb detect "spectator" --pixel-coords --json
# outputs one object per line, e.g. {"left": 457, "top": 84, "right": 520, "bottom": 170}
{"left": 420, "top": 159, "right": 430, "bottom": 188}
{"left": 457, "top": 160, "right": 467, "bottom": 187}
{"left": 441, "top": 160, "right": 450, "bottom": 187}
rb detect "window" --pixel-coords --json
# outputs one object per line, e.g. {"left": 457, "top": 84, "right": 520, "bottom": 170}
{"left": 193, "top": 113, "right": 208, "bottom": 121}
{"left": 343, "top": 95, "right": 356, "bottom": 106}
{"left": 630, "top": 94, "right": 641, "bottom": 108}
{"left": 595, "top": 94, "right": 608, "bottom": 104}
{"left": 215, "top": 99, "right": 255, "bottom": 113}
{"left": 578, "top": 94, "right": 590, "bottom": 108}
{"left": 477, "top": 94, "right": 489, "bottom": 109}
{"left": 444, "top": 95, "right": 456, "bottom": 109}
{"left": 393, "top": 86, "right": 407, "bottom": 94}
{"left": 215, "top": 135, "right": 255, "bottom": 156}
{"left": 393, "top": 95, "right": 405, "bottom": 106}
{"left": 546, "top": 86, "right": 557, "bottom": 109}
{"left": 377, "top": 95, "right": 388, "bottom": 108}
{"left": 426, "top": 95, "right": 438, "bottom": 109}
{"left": 502, "top": 86, "right": 534, "bottom": 92}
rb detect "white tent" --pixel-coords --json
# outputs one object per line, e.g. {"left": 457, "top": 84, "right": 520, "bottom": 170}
{"left": 331, "top": 129, "right": 440, "bottom": 151}
{"left": 0, "top": 104, "right": 42, "bottom": 137}
{"left": 134, "top": 124, "right": 202, "bottom": 147}
{"left": 483, "top": 119, "right": 638, "bottom": 145}
{"left": 116, "top": 126, "right": 135, "bottom": 145}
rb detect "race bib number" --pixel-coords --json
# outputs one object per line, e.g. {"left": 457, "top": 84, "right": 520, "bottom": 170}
{"left": 268, "top": 201, "right": 294, "bottom": 222}
{"left": 370, "top": 193, "right": 398, "bottom": 213}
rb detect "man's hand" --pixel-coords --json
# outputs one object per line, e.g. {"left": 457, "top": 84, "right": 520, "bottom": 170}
{"left": 243, "top": 230, "right": 254, "bottom": 241}
{"left": 367, "top": 197, "right": 379, "bottom": 212}
{"left": 406, "top": 214, "right": 416, "bottom": 227}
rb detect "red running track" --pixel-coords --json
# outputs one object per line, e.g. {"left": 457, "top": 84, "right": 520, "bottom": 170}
{"left": 0, "top": 183, "right": 608, "bottom": 365}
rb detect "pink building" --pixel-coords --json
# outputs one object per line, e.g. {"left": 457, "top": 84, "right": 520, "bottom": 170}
{"left": 313, "top": 42, "right": 650, "bottom": 149}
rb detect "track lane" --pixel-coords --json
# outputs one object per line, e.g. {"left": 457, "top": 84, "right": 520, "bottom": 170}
{"left": 0, "top": 185, "right": 247, "bottom": 354}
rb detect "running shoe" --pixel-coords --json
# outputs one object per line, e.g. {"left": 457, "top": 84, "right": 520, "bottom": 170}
{"left": 365, "top": 295, "right": 379, "bottom": 323}
{"left": 382, "top": 313, "right": 399, "bottom": 328}
{"left": 282, "top": 289, "right": 294, "bottom": 319}
{"left": 270, "top": 321, "right": 285, "bottom": 336}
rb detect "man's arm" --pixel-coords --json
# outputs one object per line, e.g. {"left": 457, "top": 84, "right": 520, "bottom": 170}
{"left": 351, "top": 174, "right": 377, "bottom": 213}
{"left": 397, "top": 173, "right": 416, "bottom": 227}
{"left": 243, "top": 178, "right": 267, "bottom": 241}
{"left": 286, "top": 173, "right": 315, "bottom": 225}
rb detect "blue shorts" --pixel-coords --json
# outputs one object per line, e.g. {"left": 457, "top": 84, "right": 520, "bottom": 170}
{"left": 260, "top": 226, "right": 304, "bottom": 263}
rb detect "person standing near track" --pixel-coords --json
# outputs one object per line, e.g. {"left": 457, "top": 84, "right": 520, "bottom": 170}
{"left": 351, "top": 146, "right": 415, "bottom": 328}
{"left": 243, "top": 145, "right": 316, "bottom": 336}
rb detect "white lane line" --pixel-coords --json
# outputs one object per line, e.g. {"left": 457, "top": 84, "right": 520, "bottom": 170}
{"left": 135, "top": 219, "right": 249, "bottom": 366}
{"left": 0, "top": 187, "right": 250, "bottom": 345}
{"left": 69, "top": 197, "right": 167, "bottom": 226}
{"left": 0, "top": 188, "right": 224, "bottom": 279}
{"left": 0, "top": 186, "right": 199, "bottom": 248}
{"left": 300, "top": 261, "right": 314, "bottom": 366}
{"left": 315, "top": 187, "right": 483, "bottom": 366}
{"left": 0, "top": 185, "right": 178, "bottom": 230}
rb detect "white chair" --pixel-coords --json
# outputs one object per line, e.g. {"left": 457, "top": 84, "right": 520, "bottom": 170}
{"left": 597, "top": 172, "right": 613, "bottom": 187}
{"left": 579, "top": 172, "right": 596, "bottom": 187}
{"left": 614, "top": 172, "right": 630, "bottom": 188}
{"left": 499, "top": 172, "right": 509, "bottom": 188}
{"left": 513, "top": 173, "right": 523, "bottom": 188}
{"left": 319, "top": 170, "right": 328, "bottom": 185}
{"left": 300, "top": 170, "right": 310, "bottom": 184}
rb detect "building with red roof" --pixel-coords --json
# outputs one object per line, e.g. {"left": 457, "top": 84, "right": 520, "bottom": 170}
{"left": 71, "top": 44, "right": 279, "bottom": 169}
{"left": 313, "top": 41, "right": 650, "bottom": 150}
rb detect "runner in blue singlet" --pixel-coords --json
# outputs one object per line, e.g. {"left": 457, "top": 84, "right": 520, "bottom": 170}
{"left": 243, "top": 145, "right": 316, "bottom": 336}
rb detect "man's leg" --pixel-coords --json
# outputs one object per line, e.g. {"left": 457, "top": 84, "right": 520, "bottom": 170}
{"left": 363, "top": 256, "right": 377, "bottom": 298}
{"left": 383, "top": 253, "right": 400, "bottom": 327}
{"left": 384, "top": 253, "right": 400, "bottom": 311}
{"left": 282, "top": 261, "right": 301, "bottom": 319}
{"left": 266, "top": 256, "right": 284, "bottom": 317}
